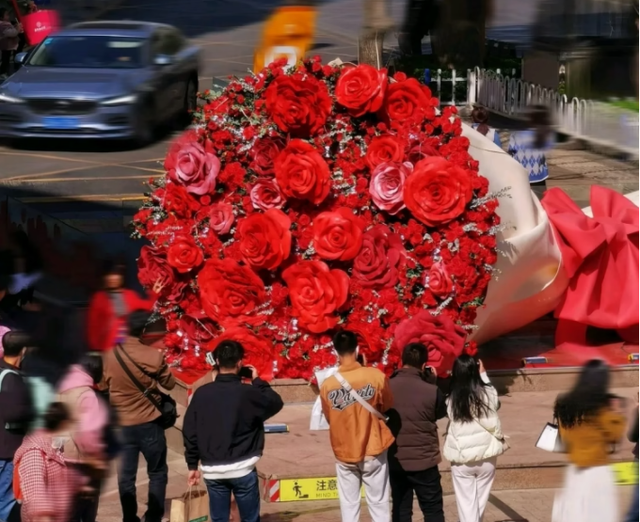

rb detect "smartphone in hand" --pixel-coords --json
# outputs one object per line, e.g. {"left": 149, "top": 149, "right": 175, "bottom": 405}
{"left": 238, "top": 366, "right": 254, "bottom": 380}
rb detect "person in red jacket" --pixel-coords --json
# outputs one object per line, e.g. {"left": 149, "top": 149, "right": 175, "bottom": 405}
{"left": 86, "top": 260, "right": 154, "bottom": 352}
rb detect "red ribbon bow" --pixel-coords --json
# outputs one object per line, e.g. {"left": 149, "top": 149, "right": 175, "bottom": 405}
{"left": 541, "top": 186, "right": 639, "bottom": 346}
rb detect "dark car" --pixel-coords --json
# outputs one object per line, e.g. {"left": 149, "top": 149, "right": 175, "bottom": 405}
{"left": 0, "top": 21, "right": 200, "bottom": 144}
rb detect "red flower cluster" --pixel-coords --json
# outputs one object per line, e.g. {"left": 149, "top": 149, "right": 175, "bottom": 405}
{"left": 132, "top": 58, "right": 501, "bottom": 379}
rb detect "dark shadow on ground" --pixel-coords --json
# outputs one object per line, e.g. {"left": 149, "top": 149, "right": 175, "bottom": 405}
{"left": 60, "top": 0, "right": 340, "bottom": 39}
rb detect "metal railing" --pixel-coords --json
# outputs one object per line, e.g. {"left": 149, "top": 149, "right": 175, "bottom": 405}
{"left": 466, "top": 66, "right": 639, "bottom": 158}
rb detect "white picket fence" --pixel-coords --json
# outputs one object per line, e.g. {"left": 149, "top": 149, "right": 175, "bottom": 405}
{"left": 464, "top": 67, "right": 639, "bottom": 158}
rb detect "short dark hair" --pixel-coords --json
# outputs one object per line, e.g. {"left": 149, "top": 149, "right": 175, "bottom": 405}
{"left": 214, "top": 340, "right": 244, "bottom": 369}
{"left": 127, "top": 310, "right": 152, "bottom": 338}
{"left": 102, "top": 258, "right": 126, "bottom": 278}
{"left": 401, "top": 342, "right": 428, "bottom": 369}
{"left": 471, "top": 105, "right": 490, "bottom": 125}
{"left": 80, "top": 353, "right": 103, "bottom": 385}
{"left": 2, "top": 330, "right": 31, "bottom": 357}
{"left": 333, "top": 330, "right": 358, "bottom": 355}
{"left": 43, "top": 402, "right": 70, "bottom": 432}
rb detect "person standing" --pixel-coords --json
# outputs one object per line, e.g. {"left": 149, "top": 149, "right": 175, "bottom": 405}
{"left": 86, "top": 259, "right": 155, "bottom": 353}
{"left": 57, "top": 354, "right": 110, "bottom": 522}
{"left": 624, "top": 392, "right": 638, "bottom": 522}
{"left": 387, "top": 343, "right": 447, "bottom": 522}
{"left": 319, "top": 330, "right": 394, "bottom": 522}
{"left": 0, "top": 330, "right": 34, "bottom": 522}
{"left": 0, "top": 9, "right": 21, "bottom": 78}
{"left": 183, "top": 340, "right": 283, "bottom": 522}
{"left": 551, "top": 359, "right": 626, "bottom": 522}
{"left": 507, "top": 105, "right": 555, "bottom": 199}
{"left": 13, "top": 402, "right": 80, "bottom": 522}
{"left": 443, "top": 355, "right": 506, "bottom": 522}
{"left": 103, "top": 312, "right": 176, "bottom": 522}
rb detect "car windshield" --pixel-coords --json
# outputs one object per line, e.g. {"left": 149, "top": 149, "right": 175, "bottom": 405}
{"left": 28, "top": 36, "right": 145, "bottom": 68}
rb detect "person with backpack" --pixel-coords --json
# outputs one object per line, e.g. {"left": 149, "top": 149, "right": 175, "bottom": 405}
{"left": 103, "top": 312, "right": 176, "bottom": 522}
{"left": 319, "top": 330, "right": 395, "bottom": 522}
{"left": 13, "top": 402, "right": 80, "bottom": 522}
{"left": 57, "top": 354, "right": 110, "bottom": 522}
{"left": 0, "top": 330, "right": 34, "bottom": 522}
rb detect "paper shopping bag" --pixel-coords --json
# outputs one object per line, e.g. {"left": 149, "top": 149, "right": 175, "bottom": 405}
{"left": 170, "top": 488, "right": 209, "bottom": 522}
{"left": 22, "top": 10, "right": 60, "bottom": 46}
{"left": 309, "top": 366, "right": 337, "bottom": 431}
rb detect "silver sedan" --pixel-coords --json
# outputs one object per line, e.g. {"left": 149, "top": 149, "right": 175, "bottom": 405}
{"left": 0, "top": 21, "right": 200, "bottom": 145}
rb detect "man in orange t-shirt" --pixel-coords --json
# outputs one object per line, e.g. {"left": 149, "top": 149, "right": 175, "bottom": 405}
{"left": 320, "top": 330, "right": 394, "bottom": 522}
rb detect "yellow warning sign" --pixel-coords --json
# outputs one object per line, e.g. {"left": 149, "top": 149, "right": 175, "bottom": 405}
{"left": 612, "top": 462, "right": 638, "bottom": 486}
{"left": 279, "top": 477, "right": 364, "bottom": 502}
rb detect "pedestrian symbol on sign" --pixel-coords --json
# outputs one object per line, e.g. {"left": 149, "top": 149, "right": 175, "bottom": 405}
{"left": 292, "top": 481, "right": 309, "bottom": 499}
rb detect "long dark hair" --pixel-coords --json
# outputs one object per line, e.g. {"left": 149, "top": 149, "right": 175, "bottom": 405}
{"left": 448, "top": 354, "right": 491, "bottom": 422}
{"left": 554, "top": 359, "right": 611, "bottom": 428}
{"left": 471, "top": 105, "right": 490, "bottom": 136}
{"left": 529, "top": 104, "right": 551, "bottom": 149}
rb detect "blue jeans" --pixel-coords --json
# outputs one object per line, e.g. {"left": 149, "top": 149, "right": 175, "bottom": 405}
{"left": 0, "top": 460, "right": 15, "bottom": 522}
{"left": 117, "top": 421, "right": 168, "bottom": 522}
{"left": 624, "top": 461, "right": 639, "bottom": 522}
{"left": 205, "top": 469, "right": 260, "bottom": 522}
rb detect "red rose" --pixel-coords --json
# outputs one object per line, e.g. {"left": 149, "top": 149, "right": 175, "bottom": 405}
{"left": 382, "top": 77, "right": 429, "bottom": 124}
{"left": 250, "top": 137, "right": 284, "bottom": 176}
{"left": 352, "top": 225, "right": 404, "bottom": 289}
{"left": 209, "top": 327, "right": 275, "bottom": 380}
{"left": 198, "top": 258, "right": 266, "bottom": 322}
{"left": 250, "top": 178, "right": 285, "bottom": 211}
{"left": 275, "top": 140, "right": 331, "bottom": 205}
{"left": 237, "top": 208, "right": 291, "bottom": 271}
{"left": 165, "top": 131, "right": 220, "bottom": 195}
{"left": 404, "top": 157, "right": 473, "bottom": 226}
{"left": 366, "top": 135, "right": 405, "bottom": 170}
{"left": 392, "top": 310, "right": 467, "bottom": 377}
{"left": 369, "top": 162, "right": 412, "bottom": 215}
{"left": 264, "top": 74, "right": 332, "bottom": 136}
{"left": 137, "top": 245, "right": 186, "bottom": 301}
{"left": 335, "top": 64, "right": 387, "bottom": 117}
{"left": 426, "top": 263, "right": 453, "bottom": 298}
{"left": 282, "top": 260, "right": 349, "bottom": 333}
{"left": 166, "top": 236, "right": 203, "bottom": 274}
{"left": 163, "top": 183, "right": 200, "bottom": 218}
{"left": 180, "top": 313, "right": 216, "bottom": 344}
{"left": 208, "top": 203, "right": 235, "bottom": 234}
{"left": 312, "top": 208, "right": 364, "bottom": 261}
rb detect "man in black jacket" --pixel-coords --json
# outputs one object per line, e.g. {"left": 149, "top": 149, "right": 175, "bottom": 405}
{"left": 387, "top": 342, "right": 447, "bottom": 522}
{"left": 0, "top": 330, "right": 34, "bottom": 522}
{"left": 183, "top": 340, "right": 283, "bottom": 522}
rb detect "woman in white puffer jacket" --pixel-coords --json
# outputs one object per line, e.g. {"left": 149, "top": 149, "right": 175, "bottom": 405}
{"left": 443, "top": 355, "right": 507, "bottom": 522}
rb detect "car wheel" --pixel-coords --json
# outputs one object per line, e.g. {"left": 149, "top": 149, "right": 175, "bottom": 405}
{"left": 134, "top": 100, "right": 155, "bottom": 148}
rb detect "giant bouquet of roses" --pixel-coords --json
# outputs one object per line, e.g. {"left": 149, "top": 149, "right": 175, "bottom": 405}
{"left": 132, "top": 57, "right": 501, "bottom": 381}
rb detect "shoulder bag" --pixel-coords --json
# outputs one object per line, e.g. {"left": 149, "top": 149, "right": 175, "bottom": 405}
{"left": 114, "top": 345, "right": 178, "bottom": 430}
{"left": 334, "top": 372, "right": 388, "bottom": 422}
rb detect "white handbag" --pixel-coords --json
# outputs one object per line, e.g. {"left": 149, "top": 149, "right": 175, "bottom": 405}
{"left": 309, "top": 367, "right": 338, "bottom": 431}
{"left": 535, "top": 422, "right": 564, "bottom": 453}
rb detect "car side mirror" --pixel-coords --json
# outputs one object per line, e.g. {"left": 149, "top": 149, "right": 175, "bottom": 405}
{"left": 14, "top": 52, "right": 27, "bottom": 65}
{"left": 153, "top": 54, "right": 172, "bottom": 66}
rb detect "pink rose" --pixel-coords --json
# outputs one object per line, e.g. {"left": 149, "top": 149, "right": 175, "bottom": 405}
{"left": 426, "top": 263, "right": 453, "bottom": 298}
{"left": 166, "top": 134, "right": 221, "bottom": 196}
{"left": 369, "top": 162, "right": 412, "bottom": 215}
{"left": 250, "top": 179, "right": 285, "bottom": 211}
{"left": 392, "top": 310, "right": 467, "bottom": 377}
{"left": 209, "top": 203, "right": 235, "bottom": 234}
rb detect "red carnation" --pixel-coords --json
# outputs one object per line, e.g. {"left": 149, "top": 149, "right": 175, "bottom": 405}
{"left": 264, "top": 74, "right": 332, "bottom": 137}
{"left": 312, "top": 208, "right": 364, "bottom": 262}
{"left": 166, "top": 235, "right": 203, "bottom": 274}
{"left": 282, "top": 260, "right": 349, "bottom": 333}
{"left": 275, "top": 140, "right": 331, "bottom": 205}
{"left": 197, "top": 258, "right": 266, "bottom": 323}
{"left": 352, "top": 225, "right": 404, "bottom": 289}
{"left": 404, "top": 156, "right": 473, "bottom": 227}
{"left": 335, "top": 64, "right": 387, "bottom": 117}
{"left": 237, "top": 208, "right": 292, "bottom": 271}
{"left": 393, "top": 311, "right": 467, "bottom": 377}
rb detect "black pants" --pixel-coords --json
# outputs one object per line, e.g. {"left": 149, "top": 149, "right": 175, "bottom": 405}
{"left": 118, "top": 421, "right": 168, "bottom": 522}
{"left": 0, "top": 50, "right": 12, "bottom": 76}
{"left": 390, "top": 465, "right": 445, "bottom": 522}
